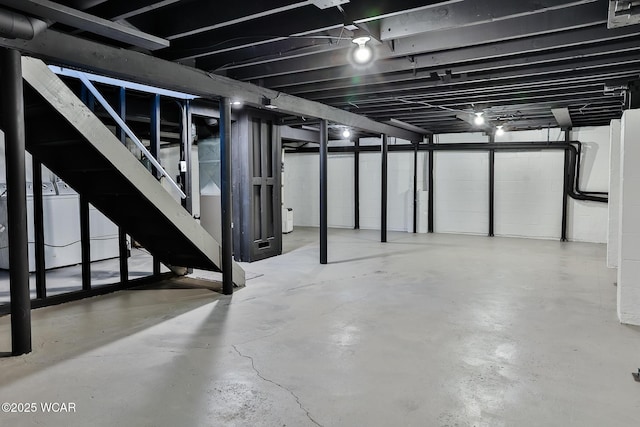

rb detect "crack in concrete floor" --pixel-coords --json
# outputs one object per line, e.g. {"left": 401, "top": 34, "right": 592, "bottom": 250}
{"left": 232, "top": 345, "right": 322, "bottom": 427}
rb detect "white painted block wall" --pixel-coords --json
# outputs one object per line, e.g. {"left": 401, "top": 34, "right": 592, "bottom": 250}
{"left": 283, "top": 126, "right": 610, "bottom": 243}
{"left": 434, "top": 151, "right": 489, "bottom": 235}
{"left": 569, "top": 127, "right": 610, "bottom": 243}
{"left": 494, "top": 151, "right": 563, "bottom": 239}
{"left": 617, "top": 109, "right": 640, "bottom": 325}
{"left": 608, "top": 120, "right": 621, "bottom": 268}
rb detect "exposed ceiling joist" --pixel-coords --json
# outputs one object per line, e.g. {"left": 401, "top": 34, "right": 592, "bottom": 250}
{"left": 259, "top": 24, "right": 640, "bottom": 89}
{"left": 0, "top": 28, "right": 421, "bottom": 141}
{"left": 85, "top": 0, "right": 182, "bottom": 21}
{"left": 381, "top": 0, "right": 596, "bottom": 40}
{"left": 0, "top": 0, "right": 169, "bottom": 50}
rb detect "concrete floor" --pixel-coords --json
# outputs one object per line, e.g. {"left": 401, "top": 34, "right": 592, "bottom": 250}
{"left": 0, "top": 227, "right": 638, "bottom": 426}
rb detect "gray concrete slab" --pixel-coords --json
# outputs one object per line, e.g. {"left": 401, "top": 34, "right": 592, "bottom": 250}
{"left": 0, "top": 228, "right": 638, "bottom": 426}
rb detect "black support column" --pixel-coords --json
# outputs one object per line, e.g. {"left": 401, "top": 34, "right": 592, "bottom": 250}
{"left": 150, "top": 94, "right": 161, "bottom": 276}
{"left": 561, "top": 128, "right": 570, "bottom": 242}
{"left": 32, "top": 158, "right": 46, "bottom": 298}
{"left": 427, "top": 139, "right": 434, "bottom": 233}
{"left": 319, "top": 119, "right": 328, "bottom": 264}
{"left": 413, "top": 141, "right": 418, "bottom": 234}
{"left": 116, "top": 87, "right": 128, "bottom": 283}
{"left": 180, "top": 101, "right": 193, "bottom": 213}
{"left": 1, "top": 48, "right": 32, "bottom": 355}
{"left": 488, "top": 134, "right": 495, "bottom": 237}
{"left": 354, "top": 138, "right": 360, "bottom": 230}
{"left": 489, "top": 148, "right": 495, "bottom": 237}
{"left": 381, "top": 134, "right": 388, "bottom": 243}
{"left": 79, "top": 194, "right": 91, "bottom": 291}
{"left": 220, "top": 97, "right": 233, "bottom": 295}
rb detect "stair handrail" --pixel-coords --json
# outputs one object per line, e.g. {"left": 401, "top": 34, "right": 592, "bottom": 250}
{"left": 76, "top": 72, "right": 187, "bottom": 199}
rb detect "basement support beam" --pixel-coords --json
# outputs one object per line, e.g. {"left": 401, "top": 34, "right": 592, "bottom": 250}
{"left": 150, "top": 93, "right": 161, "bottom": 276}
{"left": 561, "top": 128, "right": 571, "bottom": 242}
{"left": 220, "top": 97, "right": 233, "bottom": 294}
{"left": 116, "top": 87, "right": 129, "bottom": 282}
{"left": 1, "top": 48, "right": 32, "bottom": 356}
{"left": 413, "top": 141, "right": 418, "bottom": 234}
{"left": 319, "top": 119, "right": 328, "bottom": 264}
{"left": 0, "top": 29, "right": 421, "bottom": 142}
{"left": 354, "top": 138, "right": 360, "bottom": 230}
{"left": 428, "top": 139, "right": 434, "bottom": 233}
{"left": 381, "top": 134, "right": 388, "bottom": 243}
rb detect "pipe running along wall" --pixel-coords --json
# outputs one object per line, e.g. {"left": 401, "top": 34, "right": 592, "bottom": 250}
{"left": 283, "top": 140, "right": 608, "bottom": 204}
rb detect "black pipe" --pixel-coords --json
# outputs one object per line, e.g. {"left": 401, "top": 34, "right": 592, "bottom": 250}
{"left": 32, "top": 158, "right": 46, "bottom": 298}
{"left": 220, "top": 97, "right": 234, "bottom": 294}
{"left": 489, "top": 148, "right": 495, "bottom": 237}
{"left": 428, "top": 142, "right": 434, "bottom": 233}
{"left": 0, "top": 8, "right": 48, "bottom": 40}
{"left": 79, "top": 194, "right": 91, "bottom": 291}
{"left": 381, "top": 134, "right": 388, "bottom": 243}
{"left": 319, "top": 119, "right": 328, "bottom": 264}
{"left": 413, "top": 141, "right": 418, "bottom": 234}
{"left": 1, "top": 48, "right": 32, "bottom": 355}
{"left": 354, "top": 138, "right": 360, "bottom": 230}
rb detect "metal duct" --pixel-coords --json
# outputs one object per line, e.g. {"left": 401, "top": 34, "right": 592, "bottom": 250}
{"left": 0, "top": 7, "right": 48, "bottom": 40}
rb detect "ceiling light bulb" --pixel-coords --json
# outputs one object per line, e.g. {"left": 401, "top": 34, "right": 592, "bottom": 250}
{"left": 231, "top": 100, "right": 242, "bottom": 106}
{"left": 496, "top": 125, "right": 505, "bottom": 136}
{"left": 342, "top": 129, "right": 351, "bottom": 138}
{"left": 474, "top": 112, "right": 485, "bottom": 126}
{"left": 351, "top": 36, "right": 373, "bottom": 65}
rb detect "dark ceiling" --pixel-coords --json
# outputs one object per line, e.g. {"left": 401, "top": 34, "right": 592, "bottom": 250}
{"left": 3, "top": 0, "right": 640, "bottom": 135}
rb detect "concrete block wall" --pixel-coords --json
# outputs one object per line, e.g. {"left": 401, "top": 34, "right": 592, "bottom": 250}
{"left": 283, "top": 125, "right": 610, "bottom": 243}
{"left": 434, "top": 151, "right": 489, "bottom": 235}
{"left": 568, "top": 127, "right": 610, "bottom": 243}
{"left": 617, "top": 110, "right": 640, "bottom": 325}
{"left": 494, "top": 151, "right": 563, "bottom": 239}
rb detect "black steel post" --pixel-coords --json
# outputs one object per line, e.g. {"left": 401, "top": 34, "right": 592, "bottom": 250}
{"left": 119, "top": 228, "right": 128, "bottom": 283}
{"left": 150, "top": 94, "right": 161, "bottom": 178}
{"left": 319, "top": 119, "right": 328, "bottom": 264}
{"left": 1, "top": 48, "right": 32, "bottom": 355}
{"left": 150, "top": 94, "right": 161, "bottom": 275}
{"left": 489, "top": 148, "right": 495, "bottom": 237}
{"left": 220, "top": 97, "right": 234, "bottom": 294}
{"left": 180, "top": 101, "right": 193, "bottom": 213}
{"left": 381, "top": 134, "right": 388, "bottom": 243}
{"left": 413, "top": 141, "right": 418, "bottom": 234}
{"left": 561, "top": 128, "right": 570, "bottom": 242}
{"left": 32, "top": 158, "right": 46, "bottom": 298}
{"left": 116, "top": 87, "right": 126, "bottom": 144}
{"left": 354, "top": 138, "right": 360, "bottom": 230}
{"left": 428, "top": 138, "right": 434, "bottom": 233}
{"left": 79, "top": 194, "right": 91, "bottom": 291}
{"left": 116, "top": 87, "right": 129, "bottom": 282}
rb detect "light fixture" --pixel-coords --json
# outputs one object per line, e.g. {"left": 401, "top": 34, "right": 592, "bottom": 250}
{"left": 495, "top": 125, "right": 505, "bottom": 136}
{"left": 262, "top": 97, "right": 278, "bottom": 110}
{"left": 342, "top": 128, "right": 351, "bottom": 138}
{"left": 350, "top": 35, "right": 373, "bottom": 66}
{"left": 231, "top": 100, "right": 242, "bottom": 106}
{"left": 474, "top": 112, "right": 485, "bottom": 126}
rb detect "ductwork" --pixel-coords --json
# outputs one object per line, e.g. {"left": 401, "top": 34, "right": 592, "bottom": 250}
{"left": 0, "top": 7, "right": 48, "bottom": 40}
